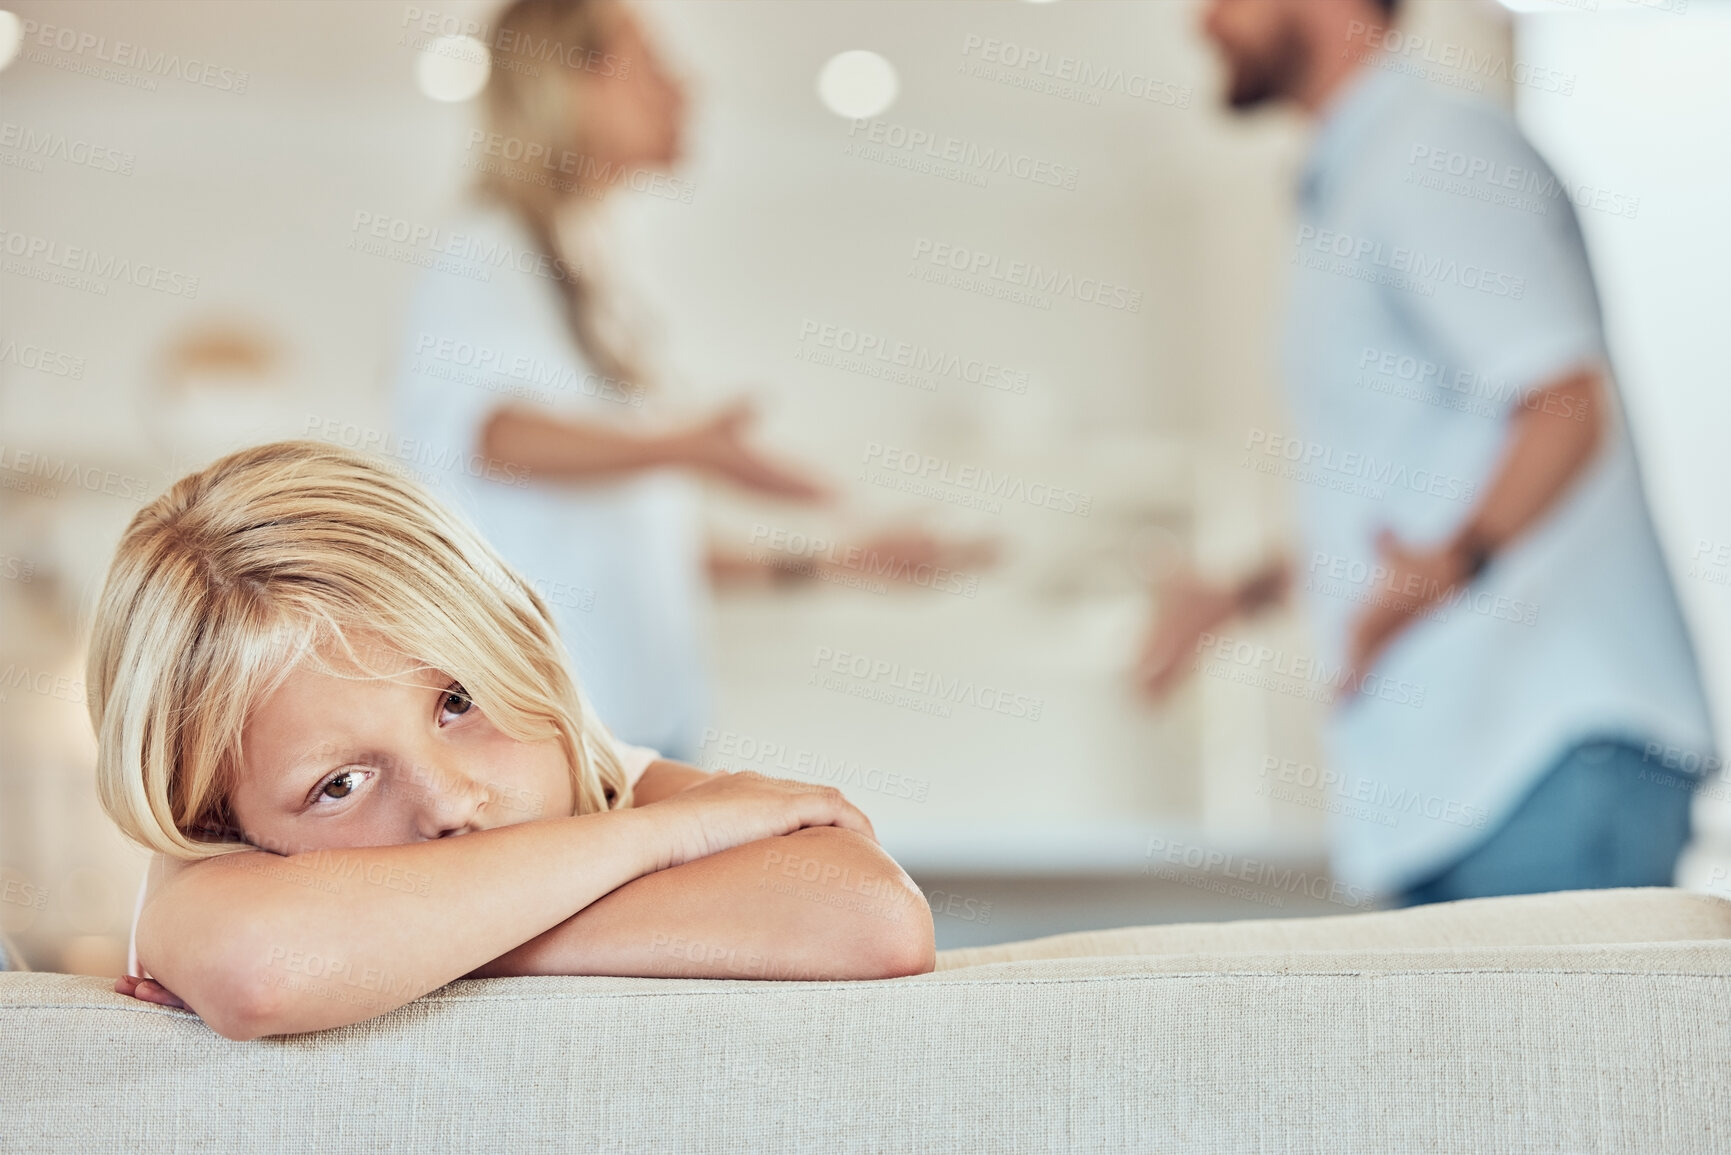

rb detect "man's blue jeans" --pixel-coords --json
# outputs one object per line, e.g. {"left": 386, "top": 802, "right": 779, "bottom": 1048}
{"left": 1395, "top": 738, "right": 1699, "bottom": 908}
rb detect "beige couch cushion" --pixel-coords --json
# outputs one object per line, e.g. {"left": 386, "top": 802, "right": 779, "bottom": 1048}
{"left": 935, "top": 885, "right": 1731, "bottom": 968}
{"left": 3, "top": 888, "right": 1728, "bottom": 1153}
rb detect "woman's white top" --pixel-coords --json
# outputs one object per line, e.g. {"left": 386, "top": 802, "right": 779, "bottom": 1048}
{"left": 388, "top": 201, "right": 710, "bottom": 758}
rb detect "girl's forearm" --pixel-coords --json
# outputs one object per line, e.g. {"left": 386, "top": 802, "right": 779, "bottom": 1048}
{"left": 140, "top": 807, "right": 663, "bottom": 1040}
{"left": 472, "top": 826, "right": 936, "bottom": 982}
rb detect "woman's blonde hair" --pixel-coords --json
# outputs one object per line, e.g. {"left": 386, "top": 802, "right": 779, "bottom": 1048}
{"left": 478, "top": 0, "right": 645, "bottom": 386}
{"left": 86, "top": 440, "right": 632, "bottom": 860}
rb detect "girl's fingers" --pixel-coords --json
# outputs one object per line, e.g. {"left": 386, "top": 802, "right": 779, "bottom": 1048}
{"left": 820, "top": 797, "right": 876, "bottom": 840}
{"left": 137, "top": 981, "right": 188, "bottom": 1008}
{"left": 116, "top": 974, "right": 188, "bottom": 1009}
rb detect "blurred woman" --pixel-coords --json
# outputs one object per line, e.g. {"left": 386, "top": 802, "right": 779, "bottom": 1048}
{"left": 394, "top": 0, "right": 975, "bottom": 760}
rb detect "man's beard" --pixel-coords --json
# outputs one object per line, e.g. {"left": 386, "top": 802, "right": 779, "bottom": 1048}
{"left": 1226, "top": 21, "right": 1310, "bottom": 109}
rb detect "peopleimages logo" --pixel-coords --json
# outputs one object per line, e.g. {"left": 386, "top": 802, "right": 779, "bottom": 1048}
{"left": 1193, "top": 630, "right": 1427, "bottom": 709}
{"left": 698, "top": 726, "right": 931, "bottom": 803}
{"left": 746, "top": 524, "right": 980, "bottom": 598}
{"left": 414, "top": 332, "right": 644, "bottom": 408}
{"left": 1292, "top": 224, "right": 1526, "bottom": 300}
{"left": 349, "top": 212, "right": 581, "bottom": 283}
{"left": 1243, "top": 428, "right": 1477, "bottom": 504}
{"left": 909, "top": 238, "right": 1143, "bottom": 313}
{"left": 303, "top": 418, "right": 530, "bottom": 489}
{"left": 1344, "top": 21, "right": 1576, "bottom": 97}
{"left": 1143, "top": 835, "right": 1373, "bottom": 910}
{"left": 845, "top": 118, "right": 1079, "bottom": 191}
{"left": 0, "top": 874, "right": 48, "bottom": 912}
{"left": 1306, "top": 549, "right": 1539, "bottom": 628}
{"left": 861, "top": 442, "right": 1092, "bottom": 517}
{"left": 797, "top": 318, "right": 1030, "bottom": 396}
{"left": 1689, "top": 538, "right": 1731, "bottom": 588}
{"left": 0, "top": 229, "right": 200, "bottom": 298}
{"left": 400, "top": 5, "right": 630, "bottom": 78}
{"left": 0, "top": 445, "right": 153, "bottom": 503}
{"left": 0, "top": 339, "right": 86, "bottom": 379}
{"left": 16, "top": 17, "right": 251, "bottom": 93}
{"left": 0, "top": 664, "right": 87, "bottom": 704}
{"left": 462, "top": 131, "right": 695, "bottom": 204}
{"left": 1355, "top": 346, "right": 1589, "bottom": 423}
{"left": 810, "top": 645, "right": 1044, "bottom": 722}
{"left": 0, "top": 121, "right": 135, "bottom": 175}
{"left": 1405, "top": 144, "right": 1640, "bottom": 221}
{"left": 958, "top": 36, "right": 1193, "bottom": 110}
{"left": 1258, "top": 756, "right": 1489, "bottom": 830}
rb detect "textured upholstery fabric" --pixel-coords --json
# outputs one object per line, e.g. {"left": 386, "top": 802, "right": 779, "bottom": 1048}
{"left": 3, "top": 888, "right": 1728, "bottom": 1153}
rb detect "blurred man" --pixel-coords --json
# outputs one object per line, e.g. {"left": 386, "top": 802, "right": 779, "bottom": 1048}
{"left": 1139, "top": 0, "right": 1717, "bottom": 905}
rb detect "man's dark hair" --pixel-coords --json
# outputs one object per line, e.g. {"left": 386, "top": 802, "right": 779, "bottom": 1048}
{"left": 1373, "top": 0, "right": 1401, "bottom": 13}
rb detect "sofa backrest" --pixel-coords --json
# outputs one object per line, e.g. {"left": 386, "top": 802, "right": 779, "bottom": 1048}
{"left": 4, "top": 888, "right": 1728, "bottom": 1151}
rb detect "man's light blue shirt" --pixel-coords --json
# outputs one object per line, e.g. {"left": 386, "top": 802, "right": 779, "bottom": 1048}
{"left": 1280, "top": 60, "right": 1716, "bottom": 895}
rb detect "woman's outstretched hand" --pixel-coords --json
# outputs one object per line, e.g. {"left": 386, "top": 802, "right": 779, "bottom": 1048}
{"left": 673, "top": 401, "right": 832, "bottom": 502}
{"left": 634, "top": 769, "right": 876, "bottom": 873}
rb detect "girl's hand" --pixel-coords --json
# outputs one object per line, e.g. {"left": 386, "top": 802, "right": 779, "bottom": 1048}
{"left": 115, "top": 972, "right": 188, "bottom": 1010}
{"left": 635, "top": 770, "right": 876, "bottom": 872}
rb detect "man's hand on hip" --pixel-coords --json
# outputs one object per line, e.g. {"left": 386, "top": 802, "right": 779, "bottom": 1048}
{"left": 1341, "top": 528, "right": 1470, "bottom": 685}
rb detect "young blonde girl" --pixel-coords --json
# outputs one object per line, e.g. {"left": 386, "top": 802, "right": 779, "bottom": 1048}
{"left": 91, "top": 441, "right": 933, "bottom": 1040}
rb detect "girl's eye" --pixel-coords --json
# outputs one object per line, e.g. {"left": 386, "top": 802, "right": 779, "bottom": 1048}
{"left": 317, "top": 770, "right": 367, "bottom": 803}
{"left": 440, "top": 683, "right": 474, "bottom": 723}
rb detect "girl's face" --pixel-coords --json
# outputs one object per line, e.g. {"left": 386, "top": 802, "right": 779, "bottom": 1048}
{"left": 571, "top": 8, "right": 686, "bottom": 171}
{"left": 227, "top": 640, "right": 575, "bottom": 856}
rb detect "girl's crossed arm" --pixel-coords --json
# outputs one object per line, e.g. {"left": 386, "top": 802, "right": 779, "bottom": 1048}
{"left": 134, "top": 772, "right": 895, "bottom": 1040}
{"left": 468, "top": 762, "right": 935, "bottom": 982}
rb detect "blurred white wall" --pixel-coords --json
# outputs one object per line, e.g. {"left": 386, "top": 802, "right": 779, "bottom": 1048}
{"left": 9, "top": 0, "right": 1649, "bottom": 967}
{"left": 1511, "top": 1, "right": 1731, "bottom": 882}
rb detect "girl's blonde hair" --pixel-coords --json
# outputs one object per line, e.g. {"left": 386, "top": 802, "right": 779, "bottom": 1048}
{"left": 478, "top": 0, "right": 646, "bottom": 387}
{"left": 86, "top": 440, "right": 632, "bottom": 860}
